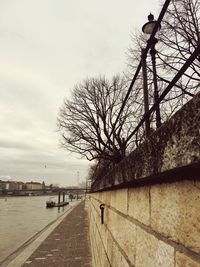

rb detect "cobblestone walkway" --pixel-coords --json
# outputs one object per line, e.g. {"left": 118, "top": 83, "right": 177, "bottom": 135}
{"left": 22, "top": 201, "right": 92, "bottom": 267}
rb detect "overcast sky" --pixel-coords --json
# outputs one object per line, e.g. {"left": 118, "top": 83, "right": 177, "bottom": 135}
{"left": 0, "top": 0, "right": 160, "bottom": 186}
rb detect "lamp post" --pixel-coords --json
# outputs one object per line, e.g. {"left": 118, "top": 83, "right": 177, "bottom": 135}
{"left": 142, "top": 13, "right": 161, "bottom": 128}
{"left": 141, "top": 48, "right": 150, "bottom": 137}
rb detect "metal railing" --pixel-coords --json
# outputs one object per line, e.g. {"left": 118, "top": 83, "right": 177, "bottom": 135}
{"left": 91, "top": 0, "right": 200, "bottom": 185}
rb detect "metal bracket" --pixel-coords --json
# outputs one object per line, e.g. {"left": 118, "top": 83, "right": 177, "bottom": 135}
{"left": 99, "top": 204, "right": 105, "bottom": 224}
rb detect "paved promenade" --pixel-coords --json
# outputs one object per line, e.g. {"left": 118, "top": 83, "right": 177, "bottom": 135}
{"left": 4, "top": 201, "right": 92, "bottom": 267}
{"left": 22, "top": 200, "right": 92, "bottom": 267}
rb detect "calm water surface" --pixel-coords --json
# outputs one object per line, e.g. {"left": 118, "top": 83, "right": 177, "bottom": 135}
{"left": 0, "top": 195, "right": 71, "bottom": 262}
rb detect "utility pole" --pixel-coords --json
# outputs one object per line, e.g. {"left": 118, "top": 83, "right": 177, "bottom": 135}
{"left": 77, "top": 171, "right": 79, "bottom": 187}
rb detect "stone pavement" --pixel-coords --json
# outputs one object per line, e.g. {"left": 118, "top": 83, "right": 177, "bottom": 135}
{"left": 22, "top": 201, "right": 92, "bottom": 267}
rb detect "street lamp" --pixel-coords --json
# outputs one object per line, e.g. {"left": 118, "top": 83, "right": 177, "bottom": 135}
{"left": 142, "top": 13, "right": 161, "bottom": 128}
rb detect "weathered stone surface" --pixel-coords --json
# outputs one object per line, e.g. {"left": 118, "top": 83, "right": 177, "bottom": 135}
{"left": 102, "top": 191, "right": 111, "bottom": 206}
{"left": 110, "top": 189, "right": 128, "bottom": 214}
{"left": 128, "top": 186, "right": 150, "bottom": 225}
{"left": 91, "top": 92, "right": 200, "bottom": 192}
{"left": 176, "top": 252, "right": 200, "bottom": 267}
{"left": 151, "top": 180, "right": 200, "bottom": 253}
{"left": 135, "top": 227, "right": 174, "bottom": 267}
{"left": 89, "top": 200, "right": 131, "bottom": 267}
{"left": 90, "top": 197, "right": 101, "bottom": 217}
{"left": 101, "top": 252, "right": 110, "bottom": 267}
{"left": 101, "top": 226, "right": 108, "bottom": 255}
{"left": 107, "top": 208, "right": 136, "bottom": 265}
{"left": 90, "top": 193, "right": 99, "bottom": 201}
{"left": 110, "top": 241, "right": 130, "bottom": 267}
{"left": 92, "top": 201, "right": 101, "bottom": 227}
{"left": 89, "top": 178, "right": 200, "bottom": 267}
{"left": 90, "top": 212, "right": 105, "bottom": 267}
{"left": 106, "top": 229, "right": 114, "bottom": 262}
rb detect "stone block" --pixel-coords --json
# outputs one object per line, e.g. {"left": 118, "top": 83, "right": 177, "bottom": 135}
{"left": 110, "top": 189, "right": 128, "bottom": 214}
{"left": 90, "top": 192, "right": 97, "bottom": 200}
{"left": 110, "top": 241, "right": 130, "bottom": 267}
{"left": 128, "top": 186, "right": 150, "bottom": 225}
{"left": 101, "top": 252, "right": 110, "bottom": 267}
{"left": 107, "top": 208, "right": 136, "bottom": 265}
{"left": 89, "top": 201, "right": 110, "bottom": 267}
{"left": 89, "top": 201, "right": 100, "bottom": 228}
{"left": 102, "top": 191, "right": 111, "bottom": 206}
{"left": 101, "top": 226, "right": 108, "bottom": 254}
{"left": 176, "top": 252, "right": 200, "bottom": 267}
{"left": 151, "top": 180, "right": 200, "bottom": 253}
{"left": 106, "top": 229, "right": 114, "bottom": 262}
{"left": 92, "top": 220, "right": 105, "bottom": 266}
{"left": 135, "top": 226, "right": 174, "bottom": 267}
{"left": 90, "top": 197, "right": 101, "bottom": 216}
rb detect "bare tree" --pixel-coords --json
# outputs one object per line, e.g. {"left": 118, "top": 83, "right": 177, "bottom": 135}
{"left": 158, "top": 0, "right": 200, "bottom": 92}
{"left": 58, "top": 75, "right": 142, "bottom": 164}
{"left": 87, "top": 159, "right": 113, "bottom": 184}
{"left": 58, "top": 0, "right": 200, "bottom": 180}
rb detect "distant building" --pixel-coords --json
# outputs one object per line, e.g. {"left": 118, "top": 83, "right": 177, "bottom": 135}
{"left": 0, "top": 181, "right": 17, "bottom": 190}
{"left": 17, "top": 182, "right": 26, "bottom": 190}
{"left": 0, "top": 180, "right": 26, "bottom": 191}
{"left": 0, "top": 180, "right": 7, "bottom": 190}
{"left": 26, "top": 182, "right": 43, "bottom": 190}
{"left": 10, "top": 182, "right": 19, "bottom": 190}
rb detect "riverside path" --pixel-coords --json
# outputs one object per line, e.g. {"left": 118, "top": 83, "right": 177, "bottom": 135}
{"left": 3, "top": 200, "right": 92, "bottom": 267}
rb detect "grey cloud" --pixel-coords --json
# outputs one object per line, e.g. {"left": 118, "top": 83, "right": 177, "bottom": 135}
{"left": 0, "top": 140, "right": 34, "bottom": 150}
{"left": 0, "top": 0, "right": 159, "bottom": 186}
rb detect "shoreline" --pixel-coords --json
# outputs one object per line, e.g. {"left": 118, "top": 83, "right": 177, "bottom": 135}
{"left": 0, "top": 194, "right": 57, "bottom": 198}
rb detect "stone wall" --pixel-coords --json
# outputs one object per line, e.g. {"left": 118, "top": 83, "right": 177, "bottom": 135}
{"left": 88, "top": 180, "right": 200, "bottom": 267}
{"left": 87, "top": 93, "right": 200, "bottom": 267}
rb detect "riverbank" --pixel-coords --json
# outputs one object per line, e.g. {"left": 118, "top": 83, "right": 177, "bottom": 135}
{"left": 1, "top": 200, "right": 92, "bottom": 267}
{"left": 0, "top": 204, "right": 74, "bottom": 266}
{"left": 0, "top": 194, "right": 57, "bottom": 198}
{"left": 0, "top": 195, "right": 71, "bottom": 262}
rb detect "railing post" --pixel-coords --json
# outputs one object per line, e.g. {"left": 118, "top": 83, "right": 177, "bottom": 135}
{"left": 58, "top": 191, "right": 61, "bottom": 204}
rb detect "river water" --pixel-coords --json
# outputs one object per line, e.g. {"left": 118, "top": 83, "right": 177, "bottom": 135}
{"left": 0, "top": 195, "right": 73, "bottom": 262}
